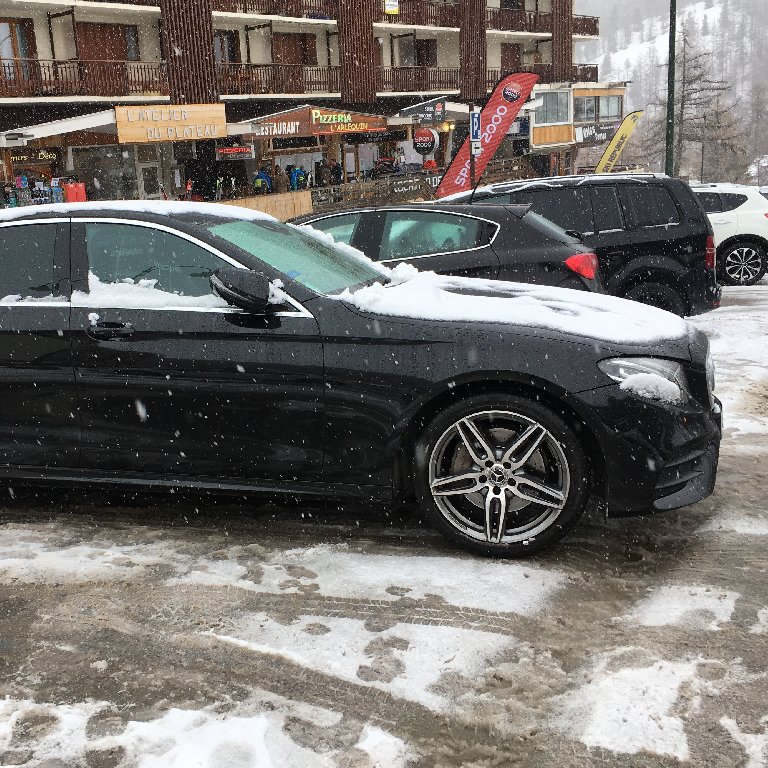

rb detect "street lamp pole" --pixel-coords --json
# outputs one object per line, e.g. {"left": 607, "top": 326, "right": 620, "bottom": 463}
{"left": 665, "top": 0, "right": 677, "bottom": 176}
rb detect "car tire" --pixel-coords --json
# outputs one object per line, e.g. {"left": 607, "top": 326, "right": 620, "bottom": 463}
{"left": 719, "top": 242, "right": 767, "bottom": 286}
{"left": 622, "top": 282, "right": 686, "bottom": 316}
{"left": 414, "top": 393, "right": 591, "bottom": 558}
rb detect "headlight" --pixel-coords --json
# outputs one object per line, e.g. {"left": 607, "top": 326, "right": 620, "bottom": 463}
{"left": 598, "top": 357, "right": 691, "bottom": 405}
{"left": 705, "top": 349, "right": 716, "bottom": 394}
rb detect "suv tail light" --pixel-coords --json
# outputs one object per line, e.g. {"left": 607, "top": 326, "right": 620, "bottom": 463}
{"left": 706, "top": 236, "right": 716, "bottom": 270}
{"left": 565, "top": 253, "right": 599, "bottom": 280}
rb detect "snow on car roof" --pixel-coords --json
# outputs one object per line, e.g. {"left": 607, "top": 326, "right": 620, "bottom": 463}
{"left": 0, "top": 200, "right": 276, "bottom": 222}
{"left": 336, "top": 264, "right": 690, "bottom": 345}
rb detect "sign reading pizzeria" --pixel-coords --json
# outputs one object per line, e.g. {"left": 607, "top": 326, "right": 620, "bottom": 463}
{"left": 115, "top": 104, "right": 227, "bottom": 144}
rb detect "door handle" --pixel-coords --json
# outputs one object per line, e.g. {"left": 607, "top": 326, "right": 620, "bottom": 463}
{"left": 86, "top": 321, "right": 135, "bottom": 341}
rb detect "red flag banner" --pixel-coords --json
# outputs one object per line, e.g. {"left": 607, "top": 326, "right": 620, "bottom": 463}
{"left": 435, "top": 73, "right": 540, "bottom": 199}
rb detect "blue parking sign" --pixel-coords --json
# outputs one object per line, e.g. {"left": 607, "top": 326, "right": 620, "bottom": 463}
{"left": 470, "top": 112, "right": 482, "bottom": 142}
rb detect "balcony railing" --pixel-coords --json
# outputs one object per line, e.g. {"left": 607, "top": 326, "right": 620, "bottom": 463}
{"left": 485, "top": 9, "right": 552, "bottom": 33}
{"left": 0, "top": 59, "right": 168, "bottom": 98}
{"left": 573, "top": 15, "right": 599, "bottom": 36}
{"left": 217, "top": 63, "right": 340, "bottom": 94}
{"left": 379, "top": 66, "right": 460, "bottom": 92}
{"left": 212, "top": 0, "right": 337, "bottom": 17}
{"left": 379, "top": 0, "right": 460, "bottom": 27}
{"left": 486, "top": 63, "right": 598, "bottom": 88}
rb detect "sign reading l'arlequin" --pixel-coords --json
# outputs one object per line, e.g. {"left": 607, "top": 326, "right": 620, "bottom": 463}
{"left": 309, "top": 109, "right": 388, "bottom": 135}
{"left": 115, "top": 104, "right": 227, "bottom": 144}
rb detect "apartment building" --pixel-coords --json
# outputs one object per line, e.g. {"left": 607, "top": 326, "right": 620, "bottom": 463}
{"left": 0, "top": 0, "right": 618, "bottom": 201}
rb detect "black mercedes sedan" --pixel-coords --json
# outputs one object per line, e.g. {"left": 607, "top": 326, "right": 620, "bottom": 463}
{"left": 290, "top": 204, "right": 604, "bottom": 293}
{"left": 0, "top": 202, "right": 721, "bottom": 557}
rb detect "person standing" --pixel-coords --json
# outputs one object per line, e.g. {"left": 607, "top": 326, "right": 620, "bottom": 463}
{"left": 329, "top": 159, "right": 343, "bottom": 186}
{"left": 319, "top": 160, "right": 333, "bottom": 187}
{"left": 273, "top": 165, "right": 289, "bottom": 194}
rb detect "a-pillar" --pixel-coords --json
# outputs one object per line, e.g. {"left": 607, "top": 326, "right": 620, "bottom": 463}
{"left": 459, "top": 0, "right": 487, "bottom": 102}
{"left": 552, "top": 0, "right": 574, "bottom": 82}
{"left": 338, "top": 0, "right": 378, "bottom": 107}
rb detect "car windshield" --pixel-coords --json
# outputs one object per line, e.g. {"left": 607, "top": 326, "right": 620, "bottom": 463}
{"left": 206, "top": 219, "right": 386, "bottom": 294}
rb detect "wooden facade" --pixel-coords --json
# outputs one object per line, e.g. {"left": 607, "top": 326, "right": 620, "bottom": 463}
{"left": 337, "top": 0, "right": 378, "bottom": 105}
{"left": 160, "top": 0, "right": 218, "bottom": 104}
{"left": 459, "top": 0, "right": 487, "bottom": 101}
{"left": 552, "top": 0, "right": 574, "bottom": 82}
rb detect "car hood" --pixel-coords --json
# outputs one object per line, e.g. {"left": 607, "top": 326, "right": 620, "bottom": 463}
{"left": 331, "top": 268, "right": 692, "bottom": 353}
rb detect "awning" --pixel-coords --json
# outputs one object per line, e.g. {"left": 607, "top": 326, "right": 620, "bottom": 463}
{"left": 0, "top": 110, "right": 117, "bottom": 147}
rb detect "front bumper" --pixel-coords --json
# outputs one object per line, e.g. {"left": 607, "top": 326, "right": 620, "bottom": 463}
{"left": 575, "top": 387, "right": 722, "bottom": 516}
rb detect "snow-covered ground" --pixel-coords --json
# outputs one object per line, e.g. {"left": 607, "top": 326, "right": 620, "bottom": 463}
{"left": 0, "top": 282, "right": 766, "bottom": 767}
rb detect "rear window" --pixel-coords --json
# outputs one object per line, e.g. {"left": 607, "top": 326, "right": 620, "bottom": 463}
{"left": 720, "top": 193, "right": 748, "bottom": 212}
{"left": 695, "top": 192, "right": 722, "bottom": 213}
{"left": 620, "top": 185, "right": 681, "bottom": 227}
{"left": 508, "top": 187, "right": 594, "bottom": 235}
{"left": 591, "top": 186, "right": 625, "bottom": 233}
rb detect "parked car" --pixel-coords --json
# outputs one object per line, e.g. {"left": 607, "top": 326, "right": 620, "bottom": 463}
{"left": 691, "top": 183, "right": 768, "bottom": 286}
{"left": 291, "top": 204, "right": 604, "bottom": 292}
{"left": 444, "top": 174, "right": 721, "bottom": 316}
{"left": 0, "top": 202, "right": 721, "bottom": 557}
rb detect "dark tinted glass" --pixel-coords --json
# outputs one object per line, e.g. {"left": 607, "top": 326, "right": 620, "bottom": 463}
{"left": 695, "top": 192, "right": 722, "bottom": 213}
{"left": 720, "top": 193, "right": 748, "bottom": 212}
{"left": 510, "top": 188, "right": 594, "bottom": 234}
{"left": 304, "top": 213, "right": 362, "bottom": 245}
{"left": 591, "top": 186, "right": 625, "bottom": 232}
{"left": 477, "top": 193, "right": 514, "bottom": 204}
{"left": 620, "top": 185, "right": 681, "bottom": 227}
{"left": 0, "top": 223, "right": 57, "bottom": 299}
{"left": 380, "top": 211, "right": 486, "bottom": 260}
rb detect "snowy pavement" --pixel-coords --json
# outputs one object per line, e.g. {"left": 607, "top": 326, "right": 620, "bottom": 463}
{"left": 0, "top": 283, "right": 767, "bottom": 767}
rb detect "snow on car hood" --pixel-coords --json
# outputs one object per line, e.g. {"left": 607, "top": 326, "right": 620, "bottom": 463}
{"left": 334, "top": 264, "right": 690, "bottom": 345}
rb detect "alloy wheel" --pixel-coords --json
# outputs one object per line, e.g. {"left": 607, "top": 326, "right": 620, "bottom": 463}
{"left": 428, "top": 410, "right": 570, "bottom": 545}
{"left": 724, "top": 246, "right": 764, "bottom": 285}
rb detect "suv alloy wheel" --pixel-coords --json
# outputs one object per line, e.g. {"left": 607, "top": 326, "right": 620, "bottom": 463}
{"left": 720, "top": 242, "right": 767, "bottom": 286}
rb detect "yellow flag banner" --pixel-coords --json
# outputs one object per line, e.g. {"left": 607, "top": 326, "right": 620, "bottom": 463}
{"left": 595, "top": 111, "right": 644, "bottom": 173}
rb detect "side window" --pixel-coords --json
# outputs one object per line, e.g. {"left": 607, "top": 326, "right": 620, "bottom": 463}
{"left": 695, "top": 192, "right": 723, "bottom": 213}
{"left": 620, "top": 185, "right": 681, "bottom": 228}
{"left": 591, "top": 186, "right": 625, "bottom": 233}
{"left": 476, "top": 193, "right": 514, "bottom": 204}
{"left": 379, "top": 211, "right": 486, "bottom": 261}
{"left": 720, "top": 193, "right": 748, "bottom": 212}
{"left": 510, "top": 189, "right": 594, "bottom": 234}
{"left": 0, "top": 224, "right": 58, "bottom": 302}
{"left": 303, "top": 214, "right": 361, "bottom": 246}
{"left": 84, "top": 223, "right": 229, "bottom": 298}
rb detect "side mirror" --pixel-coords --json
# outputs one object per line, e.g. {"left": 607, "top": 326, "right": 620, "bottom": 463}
{"left": 210, "top": 268, "right": 271, "bottom": 313}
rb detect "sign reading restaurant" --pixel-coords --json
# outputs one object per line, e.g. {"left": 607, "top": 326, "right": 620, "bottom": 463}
{"left": 115, "top": 104, "right": 227, "bottom": 144}
{"left": 245, "top": 106, "right": 389, "bottom": 141}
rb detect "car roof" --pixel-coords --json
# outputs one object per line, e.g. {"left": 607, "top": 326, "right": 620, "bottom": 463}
{"left": 690, "top": 183, "right": 761, "bottom": 193}
{"left": 485, "top": 173, "right": 671, "bottom": 193}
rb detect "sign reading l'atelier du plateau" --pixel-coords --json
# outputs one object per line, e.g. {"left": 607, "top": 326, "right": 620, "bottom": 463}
{"left": 115, "top": 104, "right": 227, "bottom": 144}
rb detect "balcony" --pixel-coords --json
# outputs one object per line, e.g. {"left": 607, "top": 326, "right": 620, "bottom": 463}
{"left": 486, "top": 63, "right": 598, "bottom": 88}
{"left": 379, "top": 0, "right": 460, "bottom": 27}
{"left": 573, "top": 15, "right": 599, "bottom": 37}
{"left": 0, "top": 59, "right": 169, "bottom": 98}
{"left": 485, "top": 9, "right": 552, "bottom": 34}
{"left": 212, "top": 0, "right": 337, "bottom": 17}
{"left": 379, "top": 66, "right": 460, "bottom": 93}
{"left": 218, "top": 63, "right": 340, "bottom": 94}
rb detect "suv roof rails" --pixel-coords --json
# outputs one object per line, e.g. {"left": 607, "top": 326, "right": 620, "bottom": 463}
{"left": 486, "top": 172, "right": 668, "bottom": 192}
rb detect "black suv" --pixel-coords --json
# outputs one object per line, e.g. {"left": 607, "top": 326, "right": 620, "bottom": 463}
{"left": 448, "top": 174, "right": 721, "bottom": 316}
{"left": 291, "top": 204, "right": 603, "bottom": 293}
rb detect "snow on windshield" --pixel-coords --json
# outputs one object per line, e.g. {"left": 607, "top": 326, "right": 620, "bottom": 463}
{"left": 334, "top": 264, "right": 690, "bottom": 344}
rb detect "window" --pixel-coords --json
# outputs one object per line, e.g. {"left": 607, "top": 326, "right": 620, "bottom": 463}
{"left": 304, "top": 214, "right": 362, "bottom": 246}
{"left": 0, "top": 224, "right": 57, "bottom": 301}
{"left": 535, "top": 92, "right": 570, "bottom": 125}
{"left": 720, "top": 193, "right": 748, "bottom": 212}
{"left": 695, "top": 192, "right": 722, "bottom": 213}
{"left": 207, "top": 220, "right": 383, "bottom": 294}
{"left": 379, "top": 212, "right": 486, "bottom": 261}
{"left": 125, "top": 25, "right": 140, "bottom": 61}
{"left": 599, "top": 95, "right": 623, "bottom": 121}
{"left": 214, "top": 30, "right": 241, "bottom": 64}
{"left": 509, "top": 188, "right": 594, "bottom": 235}
{"left": 500, "top": 0, "right": 524, "bottom": 8}
{"left": 479, "top": 193, "right": 514, "bottom": 204}
{"left": 620, "top": 185, "right": 681, "bottom": 228}
{"left": 573, "top": 96, "right": 596, "bottom": 124}
{"left": 0, "top": 19, "right": 35, "bottom": 62}
{"left": 415, "top": 39, "right": 437, "bottom": 68}
{"left": 591, "top": 186, "right": 625, "bottom": 232}
{"left": 85, "top": 223, "right": 229, "bottom": 298}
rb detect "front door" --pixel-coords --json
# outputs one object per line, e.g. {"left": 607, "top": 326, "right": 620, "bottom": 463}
{"left": 137, "top": 163, "right": 163, "bottom": 199}
{"left": 75, "top": 22, "right": 135, "bottom": 94}
{"left": 70, "top": 219, "right": 325, "bottom": 481}
{"left": 0, "top": 219, "right": 78, "bottom": 468}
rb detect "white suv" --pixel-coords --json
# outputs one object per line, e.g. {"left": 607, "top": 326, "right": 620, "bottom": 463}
{"left": 691, "top": 183, "right": 768, "bottom": 286}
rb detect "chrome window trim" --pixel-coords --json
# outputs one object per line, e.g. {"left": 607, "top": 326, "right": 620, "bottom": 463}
{"left": 74, "top": 217, "right": 314, "bottom": 319}
{"left": 0, "top": 301, "right": 69, "bottom": 308}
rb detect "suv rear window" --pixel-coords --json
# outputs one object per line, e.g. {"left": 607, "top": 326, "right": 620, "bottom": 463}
{"left": 620, "top": 185, "right": 681, "bottom": 227}
{"left": 720, "top": 193, "right": 748, "bottom": 212}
